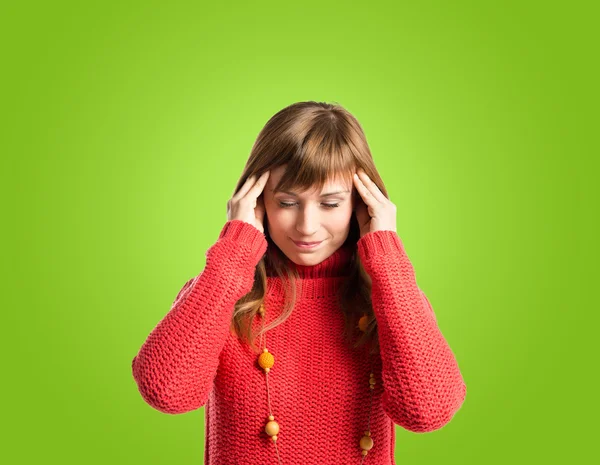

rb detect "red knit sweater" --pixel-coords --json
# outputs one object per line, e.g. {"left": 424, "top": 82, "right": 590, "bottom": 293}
{"left": 132, "top": 220, "right": 466, "bottom": 464}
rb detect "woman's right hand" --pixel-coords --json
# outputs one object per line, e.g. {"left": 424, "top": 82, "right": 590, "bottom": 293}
{"left": 227, "top": 171, "right": 270, "bottom": 234}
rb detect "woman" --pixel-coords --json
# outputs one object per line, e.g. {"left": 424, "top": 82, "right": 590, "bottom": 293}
{"left": 131, "top": 101, "right": 467, "bottom": 464}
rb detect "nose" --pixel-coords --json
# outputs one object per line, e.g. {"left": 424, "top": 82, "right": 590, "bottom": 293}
{"left": 295, "top": 205, "right": 320, "bottom": 237}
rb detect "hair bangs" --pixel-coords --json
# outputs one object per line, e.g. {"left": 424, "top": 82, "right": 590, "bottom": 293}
{"left": 273, "top": 128, "right": 356, "bottom": 196}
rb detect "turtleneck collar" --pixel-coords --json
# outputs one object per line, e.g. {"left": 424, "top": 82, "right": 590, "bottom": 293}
{"left": 288, "top": 243, "right": 354, "bottom": 278}
{"left": 265, "top": 243, "right": 355, "bottom": 299}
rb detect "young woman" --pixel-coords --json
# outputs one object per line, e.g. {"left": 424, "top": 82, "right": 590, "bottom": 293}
{"left": 131, "top": 101, "right": 467, "bottom": 464}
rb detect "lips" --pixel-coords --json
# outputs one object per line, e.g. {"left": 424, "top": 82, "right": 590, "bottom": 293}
{"left": 293, "top": 240, "right": 323, "bottom": 245}
{"left": 292, "top": 239, "right": 324, "bottom": 250}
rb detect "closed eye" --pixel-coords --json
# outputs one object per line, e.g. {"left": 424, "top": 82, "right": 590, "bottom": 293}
{"left": 278, "top": 202, "right": 340, "bottom": 209}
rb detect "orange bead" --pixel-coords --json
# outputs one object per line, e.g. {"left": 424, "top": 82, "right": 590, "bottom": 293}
{"left": 360, "top": 434, "right": 374, "bottom": 450}
{"left": 358, "top": 314, "right": 369, "bottom": 332}
{"left": 258, "top": 351, "right": 275, "bottom": 370}
{"left": 265, "top": 420, "right": 280, "bottom": 436}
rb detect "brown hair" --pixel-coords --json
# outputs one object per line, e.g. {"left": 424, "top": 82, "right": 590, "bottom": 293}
{"left": 230, "top": 101, "right": 390, "bottom": 357}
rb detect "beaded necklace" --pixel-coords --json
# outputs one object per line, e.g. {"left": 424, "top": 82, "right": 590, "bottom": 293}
{"left": 256, "top": 302, "right": 376, "bottom": 463}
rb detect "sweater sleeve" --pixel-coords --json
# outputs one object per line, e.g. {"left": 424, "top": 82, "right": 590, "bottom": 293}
{"left": 131, "top": 220, "right": 267, "bottom": 414}
{"left": 357, "top": 230, "right": 467, "bottom": 433}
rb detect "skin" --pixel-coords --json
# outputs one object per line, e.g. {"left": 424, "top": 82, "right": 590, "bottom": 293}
{"left": 263, "top": 165, "right": 358, "bottom": 266}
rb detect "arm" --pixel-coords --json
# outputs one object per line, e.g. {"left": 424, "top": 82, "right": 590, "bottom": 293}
{"left": 357, "top": 230, "right": 467, "bottom": 432}
{"left": 131, "top": 220, "right": 267, "bottom": 414}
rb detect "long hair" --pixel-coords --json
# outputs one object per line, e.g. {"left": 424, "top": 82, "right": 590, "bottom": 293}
{"left": 230, "top": 101, "right": 390, "bottom": 357}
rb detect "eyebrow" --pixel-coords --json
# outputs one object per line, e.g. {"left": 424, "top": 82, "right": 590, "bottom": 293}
{"left": 274, "top": 189, "right": 350, "bottom": 197}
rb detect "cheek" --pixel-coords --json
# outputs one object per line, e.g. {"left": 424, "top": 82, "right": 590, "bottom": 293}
{"left": 328, "top": 206, "right": 353, "bottom": 225}
{"left": 264, "top": 205, "right": 286, "bottom": 227}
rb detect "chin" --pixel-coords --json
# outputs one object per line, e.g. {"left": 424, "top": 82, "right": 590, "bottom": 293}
{"left": 290, "top": 254, "right": 319, "bottom": 265}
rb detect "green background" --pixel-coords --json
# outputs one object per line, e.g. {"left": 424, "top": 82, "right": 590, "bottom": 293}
{"left": 3, "top": 1, "right": 597, "bottom": 463}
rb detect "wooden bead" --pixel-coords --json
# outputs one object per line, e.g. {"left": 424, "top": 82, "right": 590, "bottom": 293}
{"left": 265, "top": 420, "right": 280, "bottom": 436}
{"left": 360, "top": 434, "right": 374, "bottom": 450}
{"left": 269, "top": 415, "right": 274, "bottom": 421}
{"left": 271, "top": 435, "right": 278, "bottom": 442}
{"left": 362, "top": 450, "right": 368, "bottom": 456}
{"left": 358, "top": 314, "right": 369, "bottom": 332}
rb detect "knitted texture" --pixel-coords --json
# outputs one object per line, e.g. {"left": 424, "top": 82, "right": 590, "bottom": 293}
{"left": 132, "top": 220, "right": 467, "bottom": 464}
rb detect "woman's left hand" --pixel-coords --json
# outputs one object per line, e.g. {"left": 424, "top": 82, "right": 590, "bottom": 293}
{"left": 353, "top": 168, "right": 397, "bottom": 238}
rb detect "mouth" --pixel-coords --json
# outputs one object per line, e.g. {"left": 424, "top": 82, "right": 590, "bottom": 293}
{"left": 292, "top": 239, "right": 323, "bottom": 249}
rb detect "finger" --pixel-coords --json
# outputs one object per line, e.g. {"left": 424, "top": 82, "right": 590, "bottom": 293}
{"left": 353, "top": 173, "right": 377, "bottom": 206}
{"left": 255, "top": 195, "right": 265, "bottom": 216}
{"left": 354, "top": 171, "right": 387, "bottom": 203}
{"left": 233, "top": 174, "right": 258, "bottom": 200}
{"left": 245, "top": 171, "right": 270, "bottom": 200}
